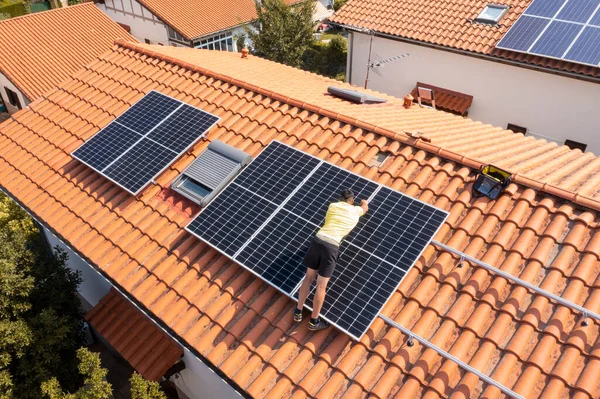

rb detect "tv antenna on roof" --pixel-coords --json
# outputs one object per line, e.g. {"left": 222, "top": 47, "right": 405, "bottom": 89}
{"left": 355, "top": 28, "right": 410, "bottom": 89}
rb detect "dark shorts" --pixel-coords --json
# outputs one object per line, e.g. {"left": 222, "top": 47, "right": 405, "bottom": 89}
{"left": 303, "top": 236, "right": 339, "bottom": 278}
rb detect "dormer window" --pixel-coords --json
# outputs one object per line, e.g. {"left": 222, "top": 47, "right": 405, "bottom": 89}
{"left": 475, "top": 5, "right": 509, "bottom": 24}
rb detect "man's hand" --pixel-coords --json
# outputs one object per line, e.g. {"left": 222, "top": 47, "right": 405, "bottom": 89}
{"left": 360, "top": 199, "right": 369, "bottom": 214}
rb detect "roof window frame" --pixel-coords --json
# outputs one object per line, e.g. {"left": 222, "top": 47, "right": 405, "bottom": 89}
{"left": 474, "top": 4, "right": 509, "bottom": 25}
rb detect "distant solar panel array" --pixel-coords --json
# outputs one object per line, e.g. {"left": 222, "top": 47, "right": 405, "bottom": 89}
{"left": 187, "top": 141, "right": 448, "bottom": 340}
{"left": 497, "top": 0, "right": 600, "bottom": 66}
{"left": 72, "top": 91, "right": 220, "bottom": 195}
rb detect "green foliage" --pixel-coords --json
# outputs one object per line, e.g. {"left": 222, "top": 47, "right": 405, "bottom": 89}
{"left": 235, "top": 33, "right": 247, "bottom": 52}
{"left": 301, "top": 34, "right": 347, "bottom": 79}
{"left": 41, "top": 348, "right": 112, "bottom": 399}
{"left": 130, "top": 373, "right": 166, "bottom": 399}
{"left": 0, "top": 12, "right": 10, "bottom": 20}
{"left": 245, "top": 0, "right": 317, "bottom": 67}
{"left": 333, "top": 0, "right": 348, "bottom": 11}
{"left": 0, "top": 193, "right": 85, "bottom": 399}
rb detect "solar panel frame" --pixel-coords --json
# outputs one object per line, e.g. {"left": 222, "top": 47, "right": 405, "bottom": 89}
{"left": 186, "top": 140, "right": 449, "bottom": 340}
{"left": 72, "top": 90, "right": 220, "bottom": 195}
{"left": 496, "top": 0, "right": 600, "bottom": 67}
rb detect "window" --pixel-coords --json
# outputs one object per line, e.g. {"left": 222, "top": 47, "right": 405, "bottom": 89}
{"left": 564, "top": 139, "right": 587, "bottom": 152}
{"left": 507, "top": 123, "right": 527, "bottom": 134}
{"left": 4, "top": 87, "right": 21, "bottom": 110}
{"left": 167, "top": 26, "right": 189, "bottom": 44}
{"left": 193, "top": 32, "right": 235, "bottom": 52}
{"left": 144, "top": 39, "right": 151, "bottom": 44}
{"left": 475, "top": 5, "right": 509, "bottom": 24}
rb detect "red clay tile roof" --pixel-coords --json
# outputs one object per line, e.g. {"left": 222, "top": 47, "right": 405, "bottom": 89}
{"left": 85, "top": 288, "right": 183, "bottom": 381}
{"left": 0, "top": 42, "right": 599, "bottom": 398}
{"left": 410, "top": 82, "right": 474, "bottom": 116}
{"left": 329, "top": 0, "right": 600, "bottom": 80}
{"left": 0, "top": 3, "right": 135, "bottom": 101}
{"left": 137, "top": 0, "right": 301, "bottom": 40}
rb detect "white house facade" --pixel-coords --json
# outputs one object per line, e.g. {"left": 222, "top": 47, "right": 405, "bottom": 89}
{"left": 97, "top": 0, "right": 169, "bottom": 45}
{"left": 345, "top": 32, "right": 600, "bottom": 155}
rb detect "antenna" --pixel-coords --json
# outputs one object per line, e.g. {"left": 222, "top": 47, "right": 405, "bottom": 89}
{"left": 361, "top": 29, "right": 410, "bottom": 89}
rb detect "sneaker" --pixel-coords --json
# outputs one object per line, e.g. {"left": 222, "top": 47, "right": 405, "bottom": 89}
{"left": 293, "top": 308, "right": 303, "bottom": 323}
{"left": 308, "top": 317, "right": 330, "bottom": 331}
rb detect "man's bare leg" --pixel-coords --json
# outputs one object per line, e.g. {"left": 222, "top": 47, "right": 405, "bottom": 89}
{"left": 311, "top": 275, "right": 330, "bottom": 319}
{"left": 297, "top": 268, "right": 317, "bottom": 310}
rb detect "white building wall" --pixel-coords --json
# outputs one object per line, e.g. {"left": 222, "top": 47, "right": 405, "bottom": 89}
{"left": 41, "top": 227, "right": 111, "bottom": 307}
{"left": 348, "top": 32, "right": 600, "bottom": 154}
{"left": 171, "top": 349, "right": 242, "bottom": 399}
{"left": 0, "top": 72, "right": 30, "bottom": 114}
{"left": 97, "top": 0, "right": 169, "bottom": 45}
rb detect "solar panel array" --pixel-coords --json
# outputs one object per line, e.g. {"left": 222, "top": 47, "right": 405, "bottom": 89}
{"left": 187, "top": 141, "right": 448, "bottom": 340}
{"left": 72, "top": 91, "right": 220, "bottom": 195}
{"left": 496, "top": 0, "right": 600, "bottom": 66}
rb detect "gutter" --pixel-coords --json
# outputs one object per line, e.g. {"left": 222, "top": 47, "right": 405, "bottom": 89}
{"left": 329, "top": 22, "right": 600, "bottom": 85}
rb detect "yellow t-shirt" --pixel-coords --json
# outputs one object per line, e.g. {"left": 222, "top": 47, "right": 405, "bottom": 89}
{"left": 317, "top": 202, "right": 365, "bottom": 244}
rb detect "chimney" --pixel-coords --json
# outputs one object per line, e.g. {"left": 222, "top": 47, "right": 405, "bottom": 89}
{"left": 403, "top": 94, "right": 413, "bottom": 108}
{"left": 241, "top": 47, "right": 249, "bottom": 59}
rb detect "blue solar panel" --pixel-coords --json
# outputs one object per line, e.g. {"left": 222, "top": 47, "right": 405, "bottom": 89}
{"left": 531, "top": 21, "right": 583, "bottom": 57}
{"left": 187, "top": 141, "right": 448, "bottom": 340}
{"left": 591, "top": 8, "right": 600, "bottom": 25}
{"left": 116, "top": 91, "right": 180, "bottom": 133}
{"left": 565, "top": 26, "right": 600, "bottom": 64}
{"left": 72, "top": 91, "right": 220, "bottom": 195}
{"left": 556, "top": 0, "right": 600, "bottom": 23}
{"left": 497, "top": 16, "right": 549, "bottom": 51}
{"left": 73, "top": 123, "right": 142, "bottom": 171}
{"left": 497, "top": 0, "right": 600, "bottom": 66}
{"left": 525, "top": 0, "right": 564, "bottom": 17}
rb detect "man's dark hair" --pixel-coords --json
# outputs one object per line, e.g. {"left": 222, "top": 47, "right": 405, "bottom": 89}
{"left": 340, "top": 189, "right": 355, "bottom": 202}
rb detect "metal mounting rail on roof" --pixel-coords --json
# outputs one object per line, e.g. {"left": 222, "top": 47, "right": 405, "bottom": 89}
{"left": 378, "top": 314, "right": 525, "bottom": 399}
{"left": 431, "top": 240, "right": 600, "bottom": 324}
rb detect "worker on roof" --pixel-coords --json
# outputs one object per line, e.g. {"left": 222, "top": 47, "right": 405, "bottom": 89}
{"left": 295, "top": 189, "right": 369, "bottom": 331}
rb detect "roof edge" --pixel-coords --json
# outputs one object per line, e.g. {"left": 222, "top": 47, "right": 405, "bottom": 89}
{"left": 113, "top": 39, "right": 600, "bottom": 213}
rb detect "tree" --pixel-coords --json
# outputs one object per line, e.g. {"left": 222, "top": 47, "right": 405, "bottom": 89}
{"left": 333, "top": 0, "right": 348, "bottom": 11}
{"left": 0, "top": 193, "right": 85, "bottom": 398}
{"left": 301, "top": 34, "right": 347, "bottom": 79}
{"left": 245, "top": 0, "right": 317, "bottom": 67}
{"left": 130, "top": 373, "right": 166, "bottom": 399}
{"left": 41, "top": 348, "right": 112, "bottom": 399}
{"left": 41, "top": 350, "right": 166, "bottom": 399}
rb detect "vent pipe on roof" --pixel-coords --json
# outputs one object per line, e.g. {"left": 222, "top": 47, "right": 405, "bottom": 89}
{"left": 327, "top": 86, "right": 387, "bottom": 104}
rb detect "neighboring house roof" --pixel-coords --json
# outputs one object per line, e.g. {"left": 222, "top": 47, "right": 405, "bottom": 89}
{"left": 85, "top": 288, "right": 183, "bottom": 381}
{"left": 329, "top": 0, "right": 600, "bottom": 80}
{"left": 137, "top": 0, "right": 302, "bottom": 41}
{"left": 410, "top": 82, "right": 474, "bottom": 116}
{"left": 0, "top": 3, "right": 135, "bottom": 101}
{"left": 0, "top": 41, "right": 599, "bottom": 398}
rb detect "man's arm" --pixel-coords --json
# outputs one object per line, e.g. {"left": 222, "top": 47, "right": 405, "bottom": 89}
{"left": 360, "top": 199, "right": 369, "bottom": 215}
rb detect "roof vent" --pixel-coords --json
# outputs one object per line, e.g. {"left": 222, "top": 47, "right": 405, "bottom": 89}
{"left": 416, "top": 86, "right": 436, "bottom": 109}
{"left": 369, "top": 151, "right": 390, "bottom": 168}
{"left": 171, "top": 141, "right": 252, "bottom": 206}
{"left": 474, "top": 4, "right": 509, "bottom": 24}
{"left": 327, "top": 86, "right": 387, "bottom": 104}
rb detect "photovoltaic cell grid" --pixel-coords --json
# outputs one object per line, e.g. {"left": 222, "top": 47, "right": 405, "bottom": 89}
{"left": 187, "top": 141, "right": 449, "bottom": 340}
{"left": 496, "top": 0, "right": 600, "bottom": 66}
{"left": 72, "top": 91, "right": 220, "bottom": 195}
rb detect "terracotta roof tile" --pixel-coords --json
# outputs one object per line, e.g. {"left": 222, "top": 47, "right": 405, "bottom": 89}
{"left": 85, "top": 288, "right": 183, "bottom": 381}
{"left": 329, "top": 0, "right": 600, "bottom": 80}
{"left": 1, "top": 42, "right": 599, "bottom": 398}
{"left": 0, "top": 4, "right": 135, "bottom": 101}
{"left": 136, "top": 0, "right": 301, "bottom": 40}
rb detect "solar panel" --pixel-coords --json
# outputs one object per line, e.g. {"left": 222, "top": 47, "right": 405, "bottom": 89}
{"left": 496, "top": 0, "right": 600, "bottom": 67}
{"left": 72, "top": 91, "right": 220, "bottom": 195}
{"left": 186, "top": 141, "right": 448, "bottom": 340}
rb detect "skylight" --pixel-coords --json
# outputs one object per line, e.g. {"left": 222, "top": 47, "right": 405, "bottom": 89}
{"left": 475, "top": 4, "right": 509, "bottom": 24}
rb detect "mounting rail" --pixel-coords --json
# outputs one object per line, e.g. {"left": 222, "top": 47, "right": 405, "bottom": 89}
{"left": 431, "top": 240, "right": 600, "bottom": 324}
{"left": 378, "top": 314, "right": 525, "bottom": 399}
